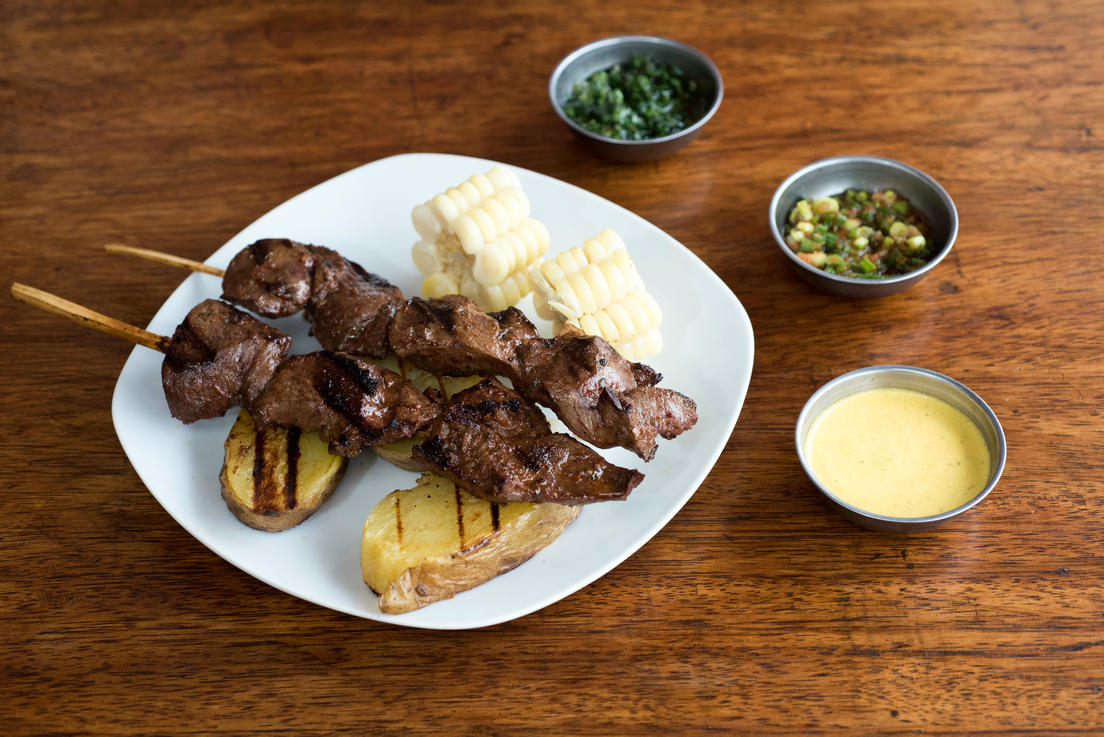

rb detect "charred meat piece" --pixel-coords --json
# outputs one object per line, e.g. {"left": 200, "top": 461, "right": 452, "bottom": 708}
{"left": 414, "top": 379, "right": 644, "bottom": 505}
{"left": 251, "top": 351, "right": 441, "bottom": 456}
{"left": 305, "top": 247, "right": 404, "bottom": 359}
{"left": 515, "top": 330, "right": 698, "bottom": 461}
{"left": 389, "top": 294, "right": 540, "bottom": 380}
{"left": 222, "top": 238, "right": 316, "bottom": 317}
{"left": 162, "top": 299, "right": 292, "bottom": 424}
{"left": 221, "top": 239, "right": 403, "bottom": 358}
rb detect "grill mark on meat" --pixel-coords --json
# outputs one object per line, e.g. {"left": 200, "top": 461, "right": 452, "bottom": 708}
{"left": 454, "top": 486, "right": 465, "bottom": 551}
{"left": 490, "top": 502, "right": 500, "bottom": 532}
{"left": 247, "top": 240, "right": 270, "bottom": 265}
{"left": 309, "top": 352, "right": 387, "bottom": 445}
{"left": 417, "top": 435, "right": 446, "bottom": 468}
{"left": 324, "top": 352, "right": 381, "bottom": 396}
{"left": 515, "top": 442, "right": 550, "bottom": 471}
{"left": 348, "top": 260, "right": 395, "bottom": 290}
{"left": 425, "top": 300, "right": 458, "bottom": 331}
{"left": 163, "top": 319, "right": 216, "bottom": 370}
{"left": 284, "top": 427, "right": 300, "bottom": 511}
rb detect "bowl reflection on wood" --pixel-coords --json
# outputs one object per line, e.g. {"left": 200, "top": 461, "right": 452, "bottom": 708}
{"left": 549, "top": 35, "right": 723, "bottom": 163}
{"left": 795, "top": 365, "right": 1006, "bottom": 532}
{"left": 769, "top": 156, "right": 958, "bottom": 298}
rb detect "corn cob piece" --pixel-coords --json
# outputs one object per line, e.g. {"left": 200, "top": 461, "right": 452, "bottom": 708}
{"left": 530, "top": 229, "right": 663, "bottom": 361}
{"left": 411, "top": 166, "right": 550, "bottom": 312}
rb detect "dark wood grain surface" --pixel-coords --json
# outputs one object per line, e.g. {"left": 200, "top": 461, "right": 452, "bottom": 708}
{"left": 4, "top": 1, "right": 1103, "bottom": 734}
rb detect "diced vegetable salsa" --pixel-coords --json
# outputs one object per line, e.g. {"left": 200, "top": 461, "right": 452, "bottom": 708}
{"left": 562, "top": 55, "right": 704, "bottom": 141}
{"left": 784, "top": 189, "right": 935, "bottom": 278}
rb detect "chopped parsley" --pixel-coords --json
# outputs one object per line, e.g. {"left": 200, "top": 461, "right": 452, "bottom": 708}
{"left": 562, "top": 55, "right": 704, "bottom": 141}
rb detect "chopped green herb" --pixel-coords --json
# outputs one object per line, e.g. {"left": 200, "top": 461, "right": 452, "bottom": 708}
{"left": 562, "top": 55, "right": 704, "bottom": 141}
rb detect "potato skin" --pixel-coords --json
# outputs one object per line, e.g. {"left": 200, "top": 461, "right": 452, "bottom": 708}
{"left": 220, "top": 410, "right": 348, "bottom": 532}
{"left": 370, "top": 436, "right": 428, "bottom": 472}
{"left": 362, "top": 473, "right": 579, "bottom": 613}
{"left": 219, "top": 472, "right": 341, "bottom": 532}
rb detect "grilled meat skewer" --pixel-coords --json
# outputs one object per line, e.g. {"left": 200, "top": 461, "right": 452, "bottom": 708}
{"left": 392, "top": 295, "right": 697, "bottom": 461}
{"left": 12, "top": 284, "right": 646, "bottom": 505}
{"left": 413, "top": 379, "right": 644, "bottom": 505}
{"left": 221, "top": 238, "right": 404, "bottom": 359}
{"left": 112, "top": 240, "right": 699, "bottom": 459}
{"left": 162, "top": 299, "right": 440, "bottom": 456}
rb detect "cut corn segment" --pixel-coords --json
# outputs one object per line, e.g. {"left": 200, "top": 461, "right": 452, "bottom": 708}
{"left": 411, "top": 166, "right": 548, "bottom": 312}
{"left": 530, "top": 229, "right": 663, "bottom": 360}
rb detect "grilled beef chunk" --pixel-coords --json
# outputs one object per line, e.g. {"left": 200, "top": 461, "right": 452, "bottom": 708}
{"left": 389, "top": 295, "right": 540, "bottom": 380}
{"left": 222, "top": 238, "right": 316, "bottom": 317}
{"left": 515, "top": 329, "right": 698, "bottom": 461}
{"left": 222, "top": 239, "right": 403, "bottom": 358}
{"left": 305, "top": 248, "right": 403, "bottom": 358}
{"left": 414, "top": 379, "right": 644, "bottom": 505}
{"left": 251, "top": 351, "right": 440, "bottom": 456}
{"left": 161, "top": 299, "right": 292, "bottom": 424}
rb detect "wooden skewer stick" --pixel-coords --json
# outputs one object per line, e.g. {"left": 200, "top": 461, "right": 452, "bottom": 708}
{"left": 104, "top": 243, "right": 226, "bottom": 277}
{"left": 10, "top": 282, "right": 168, "bottom": 353}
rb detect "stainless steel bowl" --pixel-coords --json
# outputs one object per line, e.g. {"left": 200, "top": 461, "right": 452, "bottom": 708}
{"left": 769, "top": 156, "right": 958, "bottom": 298}
{"left": 795, "top": 365, "right": 1006, "bottom": 532}
{"left": 549, "top": 36, "right": 723, "bottom": 163}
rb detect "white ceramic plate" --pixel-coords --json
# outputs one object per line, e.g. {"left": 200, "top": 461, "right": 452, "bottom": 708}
{"left": 111, "top": 153, "right": 754, "bottom": 629}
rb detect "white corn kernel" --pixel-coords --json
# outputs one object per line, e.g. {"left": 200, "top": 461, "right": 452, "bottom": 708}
{"left": 530, "top": 229, "right": 663, "bottom": 359}
{"left": 422, "top": 272, "right": 458, "bottom": 298}
{"left": 412, "top": 240, "right": 440, "bottom": 275}
{"left": 410, "top": 167, "right": 547, "bottom": 311}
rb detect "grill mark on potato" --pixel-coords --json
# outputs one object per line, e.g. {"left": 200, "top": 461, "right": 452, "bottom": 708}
{"left": 284, "top": 427, "right": 301, "bottom": 511}
{"left": 490, "top": 502, "right": 500, "bottom": 532}
{"left": 455, "top": 486, "right": 466, "bottom": 551}
{"left": 393, "top": 494, "right": 403, "bottom": 548}
{"left": 252, "top": 427, "right": 283, "bottom": 513}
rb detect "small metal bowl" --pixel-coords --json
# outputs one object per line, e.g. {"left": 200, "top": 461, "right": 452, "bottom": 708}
{"left": 795, "top": 366, "right": 1006, "bottom": 532}
{"left": 769, "top": 155, "right": 958, "bottom": 298}
{"left": 549, "top": 35, "right": 723, "bottom": 163}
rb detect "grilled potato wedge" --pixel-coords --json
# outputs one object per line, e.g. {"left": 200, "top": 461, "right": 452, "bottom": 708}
{"left": 368, "top": 355, "right": 483, "bottom": 471}
{"left": 362, "top": 472, "right": 580, "bottom": 613}
{"left": 220, "top": 409, "right": 348, "bottom": 532}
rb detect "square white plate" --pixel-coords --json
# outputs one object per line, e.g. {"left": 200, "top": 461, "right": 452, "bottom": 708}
{"left": 111, "top": 153, "right": 754, "bottom": 629}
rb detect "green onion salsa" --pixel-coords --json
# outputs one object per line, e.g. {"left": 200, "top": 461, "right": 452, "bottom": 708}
{"left": 562, "top": 55, "right": 704, "bottom": 141}
{"left": 784, "top": 189, "right": 935, "bottom": 278}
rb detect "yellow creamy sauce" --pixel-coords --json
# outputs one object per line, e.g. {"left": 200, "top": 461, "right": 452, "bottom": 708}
{"left": 806, "top": 387, "right": 990, "bottom": 518}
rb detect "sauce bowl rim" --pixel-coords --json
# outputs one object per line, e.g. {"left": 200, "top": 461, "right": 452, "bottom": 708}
{"left": 795, "top": 364, "right": 1007, "bottom": 526}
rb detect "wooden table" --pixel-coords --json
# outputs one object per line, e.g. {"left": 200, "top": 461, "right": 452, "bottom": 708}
{"left": 4, "top": 1, "right": 1102, "bottom": 734}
